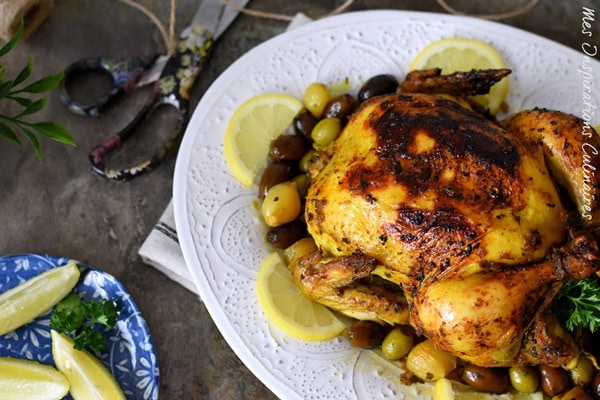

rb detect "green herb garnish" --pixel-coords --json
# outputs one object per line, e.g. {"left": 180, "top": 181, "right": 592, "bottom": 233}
{"left": 0, "top": 19, "right": 74, "bottom": 158}
{"left": 50, "top": 293, "right": 120, "bottom": 353}
{"left": 553, "top": 275, "right": 600, "bottom": 333}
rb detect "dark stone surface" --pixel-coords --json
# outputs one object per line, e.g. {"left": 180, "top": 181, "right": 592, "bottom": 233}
{"left": 0, "top": 0, "right": 597, "bottom": 398}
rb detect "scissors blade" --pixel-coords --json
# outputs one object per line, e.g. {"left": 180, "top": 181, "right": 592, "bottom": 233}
{"left": 190, "top": 0, "right": 248, "bottom": 39}
{"left": 136, "top": 55, "right": 170, "bottom": 87}
{"left": 215, "top": 0, "right": 250, "bottom": 39}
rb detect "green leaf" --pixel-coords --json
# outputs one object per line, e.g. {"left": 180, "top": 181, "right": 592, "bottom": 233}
{"left": 50, "top": 293, "right": 85, "bottom": 332}
{"left": 30, "top": 121, "right": 75, "bottom": 145}
{"left": 8, "top": 95, "right": 33, "bottom": 108}
{"left": 0, "top": 80, "right": 12, "bottom": 100}
{"left": 50, "top": 293, "right": 120, "bottom": 353}
{"left": 554, "top": 276, "right": 600, "bottom": 333}
{"left": 13, "top": 57, "right": 32, "bottom": 86}
{"left": 74, "top": 328, "right": 105, "bottom": 352}
{"left": 17, "top": 98, "right": 46, "bottom": 117}
{"left": 0, "top": 121, "right": 20, "bottom": 144}
{"left": 22, "top": 128, "right": 42, "bottom": 159}
{"left": 17, "top": 71, "right": 64, "bottom": 94}
{"left": 0, "top": 19, "right": 23, "bottom": 57}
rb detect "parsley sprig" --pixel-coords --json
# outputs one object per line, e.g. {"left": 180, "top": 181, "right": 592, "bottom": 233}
{"left": 553, "top": 275, "right": 600, "bottom": 333}
{"left": 50, "top": 293, "right": 120, "bottom": 353}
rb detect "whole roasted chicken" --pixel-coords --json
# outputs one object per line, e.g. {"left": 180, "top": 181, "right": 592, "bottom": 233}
{"left": 290, "top": 69, "right": 600, "bottom": 368}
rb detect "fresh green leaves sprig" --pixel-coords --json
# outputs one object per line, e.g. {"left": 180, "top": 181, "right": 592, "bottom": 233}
{"left": 0, "top": 19, "right": 74, "bottom": 158}
{"left": 553, "top": 275, "right": 600, "bottom": 333}
{"left": 50, "top": 293, "right": 120, "bottom": 353}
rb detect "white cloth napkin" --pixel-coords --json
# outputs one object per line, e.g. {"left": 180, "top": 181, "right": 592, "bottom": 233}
{"left": 138, "top": 13, "right": 313, "bottom": 295}
{"left": 139, "top": 199, "right": 198, "bottom": 293}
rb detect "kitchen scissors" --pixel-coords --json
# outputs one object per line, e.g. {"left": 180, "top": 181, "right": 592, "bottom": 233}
{"left": 60, "top": 0, "right": 249, "bottom": 180}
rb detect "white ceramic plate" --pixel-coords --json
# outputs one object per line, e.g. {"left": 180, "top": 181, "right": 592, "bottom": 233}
{"left": 173, "top": 10, "right": 600, "bottom": 399}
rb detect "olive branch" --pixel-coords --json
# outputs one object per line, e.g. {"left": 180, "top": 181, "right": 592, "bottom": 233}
{"left": 0, "top": 19, "right": 74, "bottom": 158}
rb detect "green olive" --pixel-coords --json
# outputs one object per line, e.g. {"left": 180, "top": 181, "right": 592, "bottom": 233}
{"left": 311, "top": 117, "right": 341, "bottom": 147}
{"left": 570, "top": 356, "right": 595, "bottom": 387}
{"left": 509, "top": 366, "right": 540, "bottom": 394}
{"left": 261, "top": 181, "right": 301, "bottom": 227}
{"left": 299, "top": 149, "right": 318, "bottom": 173}
{"left": 406, "top": 339, "right": 457, "bottom": 381}
{"left": 304, "top": 82, "right": 330, "bottom": 118}
{"left": 292, "top": 174, "right": 309, "bottom": 198}
{"left": 283, "top": 237, "right": 317, "bottom": 265}
{"left": 381, "top": 327, "right": 413, "bottom": 360}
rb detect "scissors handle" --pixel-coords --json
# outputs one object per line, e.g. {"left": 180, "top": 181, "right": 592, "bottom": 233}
{"left": 89, "top": 27, "right": 214, "bottom": 180}
{"left": 59, "top": 54, "right": 161, "bottom": 117}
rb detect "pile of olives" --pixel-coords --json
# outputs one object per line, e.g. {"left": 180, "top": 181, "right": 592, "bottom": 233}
{"left": 258, "top": 74, "right": 400, "bottom": 248}
{"left": 347, "top": 319, "right": 600, "bottom": 398}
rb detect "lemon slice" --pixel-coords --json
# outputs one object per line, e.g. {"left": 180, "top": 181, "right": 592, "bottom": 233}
{"left": 433, "top": 378, "right": 544, "bottom": 400}
{"left": 224, "top": 93, "right": 303, "bottom": 187}
{"left": 0, "top": 261, "right": 80, "bottom": 336}
{"left": 0, "top": 357, "right": 70, "bottom": 400}
{"left": 409, "top": 38, "right": 508, "bottom": 114}
{"left": 51, "top": 330, "right": 126, "bottom": 400}
{"left": 256, "top": 252, "right": 346, "bottom": 341}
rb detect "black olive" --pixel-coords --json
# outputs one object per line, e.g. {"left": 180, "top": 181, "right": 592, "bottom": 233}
{"left": 266, "top": 219, "right": 307, "bottom": 248}
{"left": 461, "top": 364, "right": 509, "bottom": 394}
{"left": 357, "top": 74, "right": 399, "bottom": 102}
{"left": 323, "top": 93, "right": 357, "bottom": 122}
{"left": 293, "top": 109, "right": 317, "bottom": 142}
{"left": 269, "top": 134, "right": 308, "bottom": 161}
{"left": 538, "top": 365, "right": 571, "bottom": 397}
{"left": 258, "top": 161, "right": 295, "bottom": 199}
{"left": 592, "top": 370, "right": 600, "bottom": 400}
{"left": 347, "top": 320, "right": 386, "bottom": 349}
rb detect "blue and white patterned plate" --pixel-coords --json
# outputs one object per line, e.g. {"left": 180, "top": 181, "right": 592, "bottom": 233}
{"left": 0, "top": 254, "right": 159, "bottom": 400}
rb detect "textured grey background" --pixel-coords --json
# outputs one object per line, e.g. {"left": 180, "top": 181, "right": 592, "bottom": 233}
{"left": 0, "top": 0, "right": 598, "bottom": 398}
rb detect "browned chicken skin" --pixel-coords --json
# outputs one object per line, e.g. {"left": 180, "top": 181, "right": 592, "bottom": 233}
{"left": 290, "top": 85, "right": 600, "bottom": 368}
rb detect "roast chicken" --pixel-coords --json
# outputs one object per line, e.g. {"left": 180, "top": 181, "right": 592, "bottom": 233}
{"left": 290, "top": 70, "right": 600, "bottom": 368}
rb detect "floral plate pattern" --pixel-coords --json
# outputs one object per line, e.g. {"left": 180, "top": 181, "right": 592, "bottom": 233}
{"left": 0, "top": 253, "right": 159, "bottom": 400}
{"left": 173, "top": 10, "right": 600, "bottom": 400}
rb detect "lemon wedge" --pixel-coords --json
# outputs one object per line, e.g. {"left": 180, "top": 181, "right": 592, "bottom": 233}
{"left": 0, "top": 357, "right": 70, "bottom": 400}
{"left": 51, "top": 330, "right": 126, "bottom": 400}
{"left": 256, "top": 252, "right": 346, "bottom": 341}
{"left": 0, "top": 261, "right": 80, "bottom": 336}
{"left": 409, "top": 37, "right": 508, "bottom": 114}
{"left": 433, "top": 377, "right": 544, "bottom": 400}
{"left": 224, "top": 93, "right": 304, "bottom": 187}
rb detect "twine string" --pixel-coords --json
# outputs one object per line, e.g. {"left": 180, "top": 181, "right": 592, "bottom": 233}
{"left": 219, "top": 0, "right": 537, "bottom": 21}
{"left": 119, "top": 0, "right": 175, "bottom": 55}
{"left": 435, "top": 0, "right": 540, "bottom": 21}
{"left": 169, "top": 0, "right": 176, "bottom": 49}
{"left": 118, "top": 0, "right": 539, "bottom": 54}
